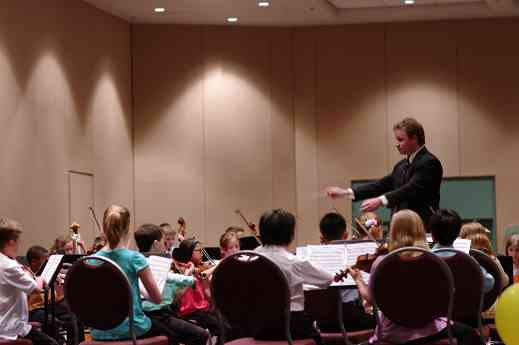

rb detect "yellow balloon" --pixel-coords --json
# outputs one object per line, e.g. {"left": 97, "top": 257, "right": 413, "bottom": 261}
{"left": 496, "top": 283, "right": 519, "bottom": 345}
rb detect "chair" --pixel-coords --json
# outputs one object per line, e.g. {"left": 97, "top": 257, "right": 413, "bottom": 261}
{"left": 64, "top": 256, "right": 168, "bottom": 345}
{"left": 433, "top": 248, "right": 485, "bottom": 338}
{"left": 304, "top": 288, "right": 373, "bottom": 345}
{"left": 0, "top": 340, "right": 32, "bottom": 345}
{"left": 469, "top": 249, "right": 504, "bottom": 342}
{"left": 369, "top": 247, "right": 456, "bottom": 345}
{"left": 469, "top": 249, "right": 504, "bottom": 313}
{"left": 211, "top": 251, "right": 315, "bottom": 345}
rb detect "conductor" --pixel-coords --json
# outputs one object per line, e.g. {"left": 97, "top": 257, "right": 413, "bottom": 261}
{"left": 327, "top": 117, "right": 443, "bottom": 227}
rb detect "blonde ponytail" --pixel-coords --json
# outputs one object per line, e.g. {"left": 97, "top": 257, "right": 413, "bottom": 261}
{"left": 103, "top": 205, "right": 130, "bottom": 249}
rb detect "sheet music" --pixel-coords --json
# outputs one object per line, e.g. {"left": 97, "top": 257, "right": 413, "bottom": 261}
{"left": 146, "top": 255, "right": 172, "bottom": 293}
{"left": 306, "top": 245, "right": 346, "bottom": 277}
{"left": 344, "top": 242, "right": 378, "bottom": 266}
{"left": 296, "top": 246, "right": 308, "bottom": 260}
{"left": 453, "top": 238, "right": 471, "bottom": 254}
{"left": 40, "top": 254, "right": 64, "bottom": 285}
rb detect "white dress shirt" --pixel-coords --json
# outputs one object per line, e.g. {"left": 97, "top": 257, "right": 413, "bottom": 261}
{"left": 0, "top": 252, "right": 37, "bottom": 340}
{"left": 255, "top": 245, "right": 334, "bottom": 311}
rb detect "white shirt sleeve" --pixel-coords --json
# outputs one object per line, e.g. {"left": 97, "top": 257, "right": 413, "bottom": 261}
{"left": 294, "top": 259, "right": 334, "bottom": 289}
{"left": 4, "top": 265, "right": 38, "bottom": 294}
{"left": 379, "top": 195, "right": 389, "bottom": 206}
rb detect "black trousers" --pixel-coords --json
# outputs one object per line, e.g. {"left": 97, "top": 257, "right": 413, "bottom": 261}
{"left": 29, "top": 300, "right": 84, "bottom": 345}
{"left": 24, "top": 327, "right": 59, "bottom": 345}
{"left": 145, "top": 309, "right": 209, "bottom": 345}
{"left": 318, "top": 301, "right": 376, "bottom": 333}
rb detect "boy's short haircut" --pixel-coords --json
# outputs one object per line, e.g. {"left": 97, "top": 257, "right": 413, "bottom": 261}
{"left": 0, "top": 218, "right": 22, "bottom": 249}
{"left": 259, "top": 209, "right": 295, "bottom": 246}
{"left": 225, "top": 226, "right": 244, "bottom": 234}
{"left": 26, "top": 245, "right": 49, "bottom": 263}
{"left": 159, "top": 223, "right": 176, "bottom": 235}
{"left": 428, "top": 209, "right": 461, "bottom": 246}
{"left": 135, "top": 223, "right": 163, "bottom": 252}
{"left": 319, "top": 213, "right": 346, "bottom": 241}
{"left": 220, "top": 230, "right": 238, "bottom": 248}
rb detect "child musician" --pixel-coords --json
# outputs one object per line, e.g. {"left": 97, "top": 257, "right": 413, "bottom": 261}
{"left": 254, "top": 209, "right": 341, "bottom": 343}
{"left": 134, "top": 224, "right": 209, "bottom": 345}
{"left": 173, "top": 239, "right": 222, "bottom": 337}
{"left": 505, "top": 234, "right": 519, "bottom": 283}
{"left": 348, "top": 210, "right": 484, "bottom": 345}
{"left": 219, "top": 230, "right": 240, "bottom": 259}
{"left": 0, "top": 218, "right": 58, "bottom": 345}
{"left": 91, "top": 205, "right": 164, "bottom": 341}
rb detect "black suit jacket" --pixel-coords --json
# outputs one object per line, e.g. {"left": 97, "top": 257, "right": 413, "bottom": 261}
{"left": 352, "top": 147, "right": 443, "bottom": 226}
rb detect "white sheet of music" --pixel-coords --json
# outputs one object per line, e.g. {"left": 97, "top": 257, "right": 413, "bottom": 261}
{"left": 453, "top": 238, "right": 472, "bottom": 254}
{"left": 296, "top": 246, "right": 308, "bottom": 260}
{"left": 146, "top": 255, "right": 172, "bottom": 293}
{"left": 40, "top": 254, "right": 64, "bottom": 285}
{"left": 306, "top": 244, "right": 346, "bottom": 276}
{"left": 344, "top": 242, "right": 378, "bottom": 266}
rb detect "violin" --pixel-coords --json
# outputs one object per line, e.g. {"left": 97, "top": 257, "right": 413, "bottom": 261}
{"left": 88, "top": 206, "right": 102, "bottom": 234}
{"left": 234, "top": 209, "right": 261, "bottom": 239}
{"left": 69, "top": 222, "right": 84, "bottom": 255}
{"left": 177, "top": 217, "right": 186, "bottom": 242}
{"left": 333, "top": 217, "right": 389, "bottom": 281}
{"left": 334, "top": 243, "right": 389, "bottom": 282}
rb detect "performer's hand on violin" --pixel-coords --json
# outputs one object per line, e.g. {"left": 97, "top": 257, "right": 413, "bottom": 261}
{"left": 325, "top": 186, "right": 353, "bottom": 199}
{"left": 361, "top": 197, "right": 382, "bottom": 212}
{"left": 346, "top": 267, "right": 363, "bottom": 282}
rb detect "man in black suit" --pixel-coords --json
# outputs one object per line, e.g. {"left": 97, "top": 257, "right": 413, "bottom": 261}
{"left": 327, "top": 117, "right": 443, "bottom": 226}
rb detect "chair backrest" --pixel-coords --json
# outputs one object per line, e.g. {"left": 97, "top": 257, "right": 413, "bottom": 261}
{"left": 497, "top": 255, "right": 513, "bottom": 288}
{"left": 211, "top": 251, "right": 291, "bottom": 342}
{"left": 370, "top": 247, "right": 455, "bottom": 329}
{"left": 64, "top": 256, "right": 135, "bottom": 338}
{"left": 433, "top": 248, "right": 484, "bottom": 326}
{"left": 470, "top": 249, "right": 503, "bottom": 311}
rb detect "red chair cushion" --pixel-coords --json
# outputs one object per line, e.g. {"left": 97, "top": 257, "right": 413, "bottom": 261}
{"left": 225, "top": 337, "right": 316, "bottom": 345}
{"left": 0, "top": 339, "right": 33, "bottom": 345}
{"left": 80, "top": 336, "right": 168, "bottom": 345}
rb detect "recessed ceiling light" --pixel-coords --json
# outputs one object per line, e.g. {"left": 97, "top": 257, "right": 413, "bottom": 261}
{"left": 404, "top": 0, "right": 415, "bottom": 4}
{"left": 154, "top": 7, "right": 166, "bottom": 13}
{"left": 258, "top": 1, "right": 270, "bottom": 7}
{"left": 227, "top": 17, "right": 238, "bottom": 23}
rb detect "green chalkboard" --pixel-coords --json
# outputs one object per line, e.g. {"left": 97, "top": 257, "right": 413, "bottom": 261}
{"left": 351, "top": 176, "right": 496, "bottom": 246}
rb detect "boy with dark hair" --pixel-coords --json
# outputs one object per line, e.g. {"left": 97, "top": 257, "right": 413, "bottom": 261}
{"left": 317, "top": 213, "right": 376, "bottom": 333}
{"left": 135, "top": 224, "right": 166, "bottom": 254}
{"left": 319, "top": 212, "right": 347, "bottom": 244}
{"left": 429, "top": 209, "right": 461, "bottom": 246}
{"left": 255, "top": 209, "right": 340, "bottom": 343}
{"left": 135, "top": 230, "right": 209, "bottom": 345}
{"left": 429, "top": 209, "right": 494, "bottom": 293}
{"left": 0, "top": 218, "right": 57, "bottom": 345}
{"left": 26, "top": 246, "right": 49, "bottom": 275}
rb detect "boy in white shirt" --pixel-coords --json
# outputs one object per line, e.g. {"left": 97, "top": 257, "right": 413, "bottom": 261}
{"left": 254, "top": 209, "right": 338, "bottom": 344}
{"left": 0, "top": 218, "right": 58, "bottom": 345}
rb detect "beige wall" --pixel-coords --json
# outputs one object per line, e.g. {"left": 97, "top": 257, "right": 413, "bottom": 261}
{"left": 133, "top": 26, "right": 295, "bottom": 244}
{"left": 0, "top": 0, "right": 133, "bottom": 253}
{"left": 134, "top": 19, "right": 519, "bottom": 252}
{"left": 1, "top": 3, "right": 517, "bottom": 254}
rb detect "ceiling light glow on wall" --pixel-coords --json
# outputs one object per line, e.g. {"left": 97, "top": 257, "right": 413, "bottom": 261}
{"left": 404, "top": 0, "right": 415, "bottom": 4}
{"left": 258, "top": 1, "right": 270, "bottom": 7}
{"left": 154, "top": 7, "right": 166, "bottom": 13}
{"left": 227, "top": 17, "right": 238, "bottom": 23}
